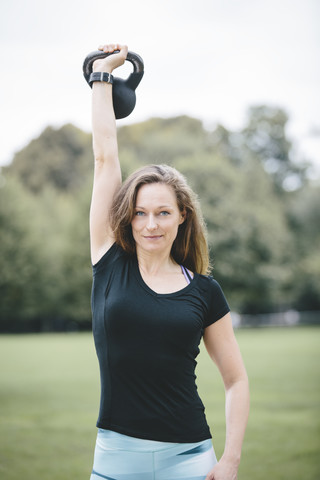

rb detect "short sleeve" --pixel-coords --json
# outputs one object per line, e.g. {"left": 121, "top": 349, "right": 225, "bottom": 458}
{"left": 92, "top": 243, "right": 124, "bottom": 276}
{"left": 204, "top": 277, "right": 230, "bottom": 328}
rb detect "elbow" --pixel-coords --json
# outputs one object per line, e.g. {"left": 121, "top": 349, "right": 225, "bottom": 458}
{"left": 225, "top": 375, "right": 250, "bottom": 416}
{"left": 93, "top": 144, "right": 119, "bottom": 165}
{"left": 93, "top": 150, "right": 108, "bottom": 164}
{"left": 92, "top": 131, "right": 118, "bottom": 164}
{"left": 225, "top": 371, "right": 249, "bottom": 394}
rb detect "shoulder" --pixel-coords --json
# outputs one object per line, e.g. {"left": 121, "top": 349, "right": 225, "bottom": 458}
{"left": 196, "top": 273, "right": 226, "bottom": 295}
{"left": 92, "top": 243, "right": 129, "bottom": 275}
{"left": 196, "top": 274, "right": 230, "bottom": 326}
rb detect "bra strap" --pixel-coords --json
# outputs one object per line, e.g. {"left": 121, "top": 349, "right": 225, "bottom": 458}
{"left": 181, "top": 265, "right": 193, "bottom": 284}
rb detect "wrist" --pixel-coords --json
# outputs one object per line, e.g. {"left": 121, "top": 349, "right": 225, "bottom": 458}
{"left": 92, "top": 65, "right": 113, "bottom": 74}
{"left": 89, "top": 72, "right": 114, "bottom": 88}
{"left": 221, "top": 451, "right": 241, "bottom": 467}
{"left": 92, "top": 58, "right": 114, "bottom": 74}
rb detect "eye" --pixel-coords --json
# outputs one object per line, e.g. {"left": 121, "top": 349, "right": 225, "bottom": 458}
{"left": 135, "top": 211, "right": 145, "bottom": 216}
{"left": 159, "top": 211, "right": 170, "bottom": 216}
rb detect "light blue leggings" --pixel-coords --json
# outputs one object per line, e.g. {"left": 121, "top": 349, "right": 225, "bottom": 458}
{"left": 90, "top": 429, "right": 217, "bottom": 480}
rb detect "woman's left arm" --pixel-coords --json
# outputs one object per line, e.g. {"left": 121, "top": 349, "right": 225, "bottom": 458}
{"left": 203, "top": 313, "right": 250, "bottom": 480}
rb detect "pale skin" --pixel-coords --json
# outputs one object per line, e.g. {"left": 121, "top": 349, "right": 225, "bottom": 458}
{"left": 90, "top": 43, "right": 249, "bottom": 480}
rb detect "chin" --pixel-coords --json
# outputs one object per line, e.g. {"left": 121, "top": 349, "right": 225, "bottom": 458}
{"left": 138, "top": 239, "right": 168, "bottom": 253}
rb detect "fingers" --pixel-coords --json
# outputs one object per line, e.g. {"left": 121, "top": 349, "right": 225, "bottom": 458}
{"left": 98, "top": 44, "right": 128, "bottom": 57}
{"left": 93, "top": 43, "right": 128, "bottom": 73}
{"left": 98, "top": 43, "right": 119, "bottom": 53}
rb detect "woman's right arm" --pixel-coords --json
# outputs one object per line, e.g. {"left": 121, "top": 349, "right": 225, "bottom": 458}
{"left": 90, "top": 43, "right": 128, "bottom": 265}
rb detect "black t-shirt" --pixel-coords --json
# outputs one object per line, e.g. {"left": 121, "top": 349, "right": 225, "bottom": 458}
{"left": 91, "top": 243, "right": 230, "bottom": 443}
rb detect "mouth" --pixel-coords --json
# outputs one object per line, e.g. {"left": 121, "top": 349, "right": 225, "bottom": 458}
{"left": 143, "top": 235, "right": 163, "bottom": 240}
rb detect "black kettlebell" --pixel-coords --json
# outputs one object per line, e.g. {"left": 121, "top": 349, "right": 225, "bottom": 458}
{"left": 83, "top": 49, "right": 144, "bottom": 119}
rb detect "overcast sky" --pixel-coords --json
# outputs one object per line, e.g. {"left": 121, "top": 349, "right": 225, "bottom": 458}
{"left": 1, "top": 0, "right": 319, "bottom": 175}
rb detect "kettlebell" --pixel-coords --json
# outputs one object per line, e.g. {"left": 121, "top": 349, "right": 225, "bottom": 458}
{"left": 83, "top": 49, "right": 144, "bottom": 119}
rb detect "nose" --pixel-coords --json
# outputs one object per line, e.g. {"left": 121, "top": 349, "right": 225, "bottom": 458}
{"left": 146, "top": 214, "right": 158, "bottom": 231}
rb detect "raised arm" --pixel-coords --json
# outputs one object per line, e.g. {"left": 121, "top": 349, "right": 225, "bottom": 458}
{"left": 90, "top": 43, "right": 128, "bottom": 265}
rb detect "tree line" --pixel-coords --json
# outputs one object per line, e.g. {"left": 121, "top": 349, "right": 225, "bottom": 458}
{"left": 0, "top": 105, "right": 319, "bottom": 332}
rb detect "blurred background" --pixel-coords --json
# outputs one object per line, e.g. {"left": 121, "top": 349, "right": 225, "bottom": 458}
{"left": 0, "top": 0, "right": 319, "bottom": 479}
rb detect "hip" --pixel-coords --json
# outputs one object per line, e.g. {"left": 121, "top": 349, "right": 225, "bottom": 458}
{"left": 90, "top": 428, "right": 217, "bottom": 480}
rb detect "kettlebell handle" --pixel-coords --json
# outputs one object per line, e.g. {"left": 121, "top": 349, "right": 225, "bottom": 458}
{"left": 83, "top": 50, "right": 144, "bottom": 86}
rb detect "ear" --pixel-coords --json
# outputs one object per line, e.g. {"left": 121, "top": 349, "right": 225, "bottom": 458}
{"left": 179, "top": 210, "right": 186, "bottom": 225}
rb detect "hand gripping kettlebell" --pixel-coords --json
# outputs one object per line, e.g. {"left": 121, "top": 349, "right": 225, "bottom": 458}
{"left": 83, "top": 49, "right": 144, "bottom": 119}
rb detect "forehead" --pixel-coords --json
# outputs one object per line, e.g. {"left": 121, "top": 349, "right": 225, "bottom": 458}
{"left": 135, "top": 183, "right": 178, "bottom": 207}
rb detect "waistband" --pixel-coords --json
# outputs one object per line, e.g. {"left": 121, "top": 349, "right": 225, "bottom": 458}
{"left": 97, "top": 428, "right": 213, "bottom": 454}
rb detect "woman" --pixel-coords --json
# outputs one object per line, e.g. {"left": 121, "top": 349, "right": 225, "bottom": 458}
{"left": 89, "top": 43, "right": 249, "bottom": 480}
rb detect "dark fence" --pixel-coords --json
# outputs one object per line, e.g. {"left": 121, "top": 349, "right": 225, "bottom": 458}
{"left": 1, "top": 310, "right": 319, "bottom": 333}
{"left": 232, "top": 310, "right": 320, "bottom": 328}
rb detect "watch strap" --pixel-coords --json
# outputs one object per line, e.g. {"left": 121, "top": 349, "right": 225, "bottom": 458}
{"left": 89, "top": 72, "right": 114, "bottom": 87}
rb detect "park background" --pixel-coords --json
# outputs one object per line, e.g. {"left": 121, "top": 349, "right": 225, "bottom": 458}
{"left": 0, "top": 0, "right": 319, "bottom": 479}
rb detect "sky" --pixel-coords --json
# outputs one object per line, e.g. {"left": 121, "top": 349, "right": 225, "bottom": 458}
{"left": 1, "top": 0, "right": 319, "bottom": 175}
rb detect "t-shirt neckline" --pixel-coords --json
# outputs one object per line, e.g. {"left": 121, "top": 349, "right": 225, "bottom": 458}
{"left": 133, "top": 256, "right": 198, "bottom": 298}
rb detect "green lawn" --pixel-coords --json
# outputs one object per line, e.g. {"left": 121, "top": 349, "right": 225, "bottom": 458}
{"left": 0, "top": 327, "right": 319, "bottom": 479}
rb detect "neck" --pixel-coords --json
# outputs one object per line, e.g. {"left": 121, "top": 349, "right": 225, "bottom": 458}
{"left": 136, "top": 248, "right": 177, "bottom": 275}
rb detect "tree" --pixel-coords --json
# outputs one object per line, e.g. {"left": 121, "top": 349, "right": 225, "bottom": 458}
{"left": 4, "top": 124, "right": 92, "bottom": 193}
{"left": 1, "top": 110, "right": 317, "bottom": 331}
{"left": 0, "top": 177, "right": 55, "bottom": 329}
{"left": 241, "top": 105, "right": 308, "bottom": 192}
{"left": 286, "top": 182, "right": 320, "bottom": 310}
{"left": 174, "top": 152, "right": 293, "bottom": 313}
{"left": 117, "top": 115, "right": 208, "bottom": 167}
{"left": 0, "top": 176, "right": 92, "bottom": 331}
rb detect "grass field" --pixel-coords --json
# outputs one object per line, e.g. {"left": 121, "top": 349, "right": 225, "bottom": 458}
{"left": 0, "top": 327, "right": 319, "bottom": 480}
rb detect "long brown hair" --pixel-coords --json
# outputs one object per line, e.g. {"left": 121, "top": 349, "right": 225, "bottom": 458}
{"left": 110, "top": 164, "right": 210, "bottom": 274}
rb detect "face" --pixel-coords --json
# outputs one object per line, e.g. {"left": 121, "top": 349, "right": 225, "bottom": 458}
{"left": 131, "top": 183, "right": 185, "bottom": 256}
